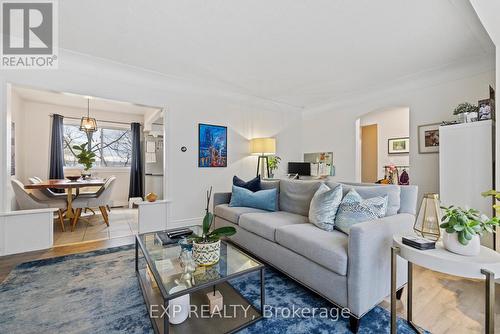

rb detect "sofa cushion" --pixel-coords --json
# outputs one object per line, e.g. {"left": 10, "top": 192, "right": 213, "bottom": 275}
{"left": 229, "top": 185, "right": 278, "bottom": 211}
{"left": 326, "top": 181, "right": 400, "bottom": 216}
{"left": 214, "top": 204, "right": 267, "bottom": 224}
{"left": 309, "top": 183, "right": 343, "bottom": 231}
{"left": 233, "top": 175, "right": 261, "bottom": 192}
{"left": 239, "top": 211, "right": 308, "bottom": 242}
{"left": 276, "top": 224, "right": 348, "bottom": 276}
{"left": 279, "top": 179, "right": 322, "bottom": 216}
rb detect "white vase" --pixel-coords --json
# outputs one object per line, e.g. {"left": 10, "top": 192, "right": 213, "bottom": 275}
{"left": 167, "top": 285, "right": 190, "bottom": 324}
{"left": 442, "top": 231, "right": 480, "bottom": 256}
{"left": 193, "top": 239, "right": 221, "bottom": 266}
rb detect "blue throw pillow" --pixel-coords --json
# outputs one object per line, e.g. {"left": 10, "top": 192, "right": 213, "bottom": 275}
{"left": 229, "top": 185, "right": 277, "bottom": 211}
{"left": 335, "top": 189, "right": 388, "bottom": 234}
{"left": 308, "top": 183, "right": 343, "bottom": 232}
{"left": 233, "top": 175, "right": 261, "bottom": 192}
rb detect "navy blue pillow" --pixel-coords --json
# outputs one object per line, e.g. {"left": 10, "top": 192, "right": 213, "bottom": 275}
{"left": 233, "top": 175, "right": 261, "bottom": 192}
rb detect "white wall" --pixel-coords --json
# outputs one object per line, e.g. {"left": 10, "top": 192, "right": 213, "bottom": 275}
{"left": 11, "top": 99, "right": 144, "bottom": 207}
{"left": 359, "top": 107, "right": 409, "bottom": 180}
{"left": 302, "top": 69, "right": 495, "bottom": 198}
{"left": 0, "top": 51, "right": 302, "bottom": 226}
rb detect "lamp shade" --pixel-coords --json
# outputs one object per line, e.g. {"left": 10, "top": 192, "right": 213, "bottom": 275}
{"left": 80, "top": 117, "right": 97, "bottom": 133}
{"left": 413, "top": 193, "right": 442, "bottom": 241}
{"left": 250, "top": 138, "right": 276, "bottom": 155}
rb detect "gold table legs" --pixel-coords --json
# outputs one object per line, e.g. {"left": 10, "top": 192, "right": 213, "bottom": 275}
{"left": 391, "top": 246, "right": 495, "bottom": 334}
{"left": 65, "top": 187, "right": 74, "bottom": 219}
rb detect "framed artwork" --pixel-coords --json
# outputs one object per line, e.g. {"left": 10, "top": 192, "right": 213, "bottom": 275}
{"left": 418, "top": 123, "right": 440, "bottom": 154}
{"left": 198, "top": 123, "right": 227, "bottom": 167}
{"left": 478, "top": 98, "right": 494, "bottom": 121}
{"left": 388, "top": 137, "right": 409, "bottom": 154}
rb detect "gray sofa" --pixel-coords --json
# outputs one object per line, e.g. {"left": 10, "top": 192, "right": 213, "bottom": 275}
{"left": 213, "top": 179, "right": 418, "bottom": 332}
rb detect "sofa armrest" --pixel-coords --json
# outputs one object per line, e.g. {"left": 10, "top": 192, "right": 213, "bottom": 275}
{"left": 213, "top": 192, "right": 231, "bottom": 211}
{"left": 347, "top": 213, "right": 414, "bottom": 317}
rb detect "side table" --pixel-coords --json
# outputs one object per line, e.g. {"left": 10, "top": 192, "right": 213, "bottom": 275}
{"left": 391, "top": 236, "right": 500, "bottom": 334}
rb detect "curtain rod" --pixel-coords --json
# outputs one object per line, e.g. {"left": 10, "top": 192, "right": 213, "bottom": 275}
{"left": 49, "top": 114, "right": 143, "bottom": 126}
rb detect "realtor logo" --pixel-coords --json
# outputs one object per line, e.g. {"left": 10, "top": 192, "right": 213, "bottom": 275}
{"left": 1, "top": 0, "right": 58, "bottom": 69}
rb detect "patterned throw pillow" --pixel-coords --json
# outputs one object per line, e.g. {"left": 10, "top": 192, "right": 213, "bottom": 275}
{"left": 335, "top": 189, "right": 388, "bottom": 234}
{"left": 308, "top": 183, "right": 343, "bottom": 231}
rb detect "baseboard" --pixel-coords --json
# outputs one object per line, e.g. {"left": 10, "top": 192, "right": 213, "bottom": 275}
{"left": 168, "top": 217, "right": 203, "bottom": 229}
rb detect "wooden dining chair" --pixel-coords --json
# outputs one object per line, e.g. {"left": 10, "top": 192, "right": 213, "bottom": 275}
{"left": 11, "top": 178, "right": 68, "bottom": 231}
{"left": 71, "top": 176, "right": 117, "bottom": 231}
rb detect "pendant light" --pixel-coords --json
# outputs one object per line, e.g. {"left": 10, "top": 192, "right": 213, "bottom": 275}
{"left": 80, "top": 98, "right": 97, "bottom": 133}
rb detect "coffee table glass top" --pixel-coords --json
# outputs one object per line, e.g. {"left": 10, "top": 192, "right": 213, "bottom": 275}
{"left": 137, "top": 226, "right": 262, "bottom": 298}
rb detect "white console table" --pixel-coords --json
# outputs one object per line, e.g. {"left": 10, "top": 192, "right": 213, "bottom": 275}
{"left": 391, "top": 236, "right": 500, "bottom": 334}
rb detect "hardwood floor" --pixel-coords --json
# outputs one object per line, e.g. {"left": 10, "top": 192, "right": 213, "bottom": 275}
{"left": 1, "top": 238, "right": 498, "bottom": 333}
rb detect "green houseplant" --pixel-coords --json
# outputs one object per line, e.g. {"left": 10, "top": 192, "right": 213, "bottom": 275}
{"left": 72, "top": 142, "right": 96, "bottom": 177}
{"left": 453, "top": 102, "right": 479, "bottom": 123}
{"left": 192, "top": 187, "right": 236, "bottom": 265}
{"left": 440, "top": 205, "right": 498, "bottom": 256}
{"left": 267, "top": 155, "right": 281, "bottom": 179}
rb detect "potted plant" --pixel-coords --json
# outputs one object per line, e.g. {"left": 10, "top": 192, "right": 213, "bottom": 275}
{"left": 453, "top": 102, "right": 479, "bottom": 123}
{"left": 192, "top": 187, "right": 236, "bottom": 266}
{"left": 439, "top": 206, "right": 498, "bottom": 256}
{"left": 73, "top": 142, "right": 96, "bottom": 179}
{"left": 268, "top": 155, "right": 281, "bottom": 179}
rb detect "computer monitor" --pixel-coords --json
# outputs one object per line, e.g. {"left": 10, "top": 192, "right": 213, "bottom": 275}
{"left": 288, "top": 162, "right": 311, "bottom": 176}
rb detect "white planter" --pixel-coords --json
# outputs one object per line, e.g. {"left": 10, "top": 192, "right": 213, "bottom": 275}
{"left": 193, "top": 240, "right": 221, "bottom": 266}
{"left": 442, "top": 231, "right": 480, "bottom": 256}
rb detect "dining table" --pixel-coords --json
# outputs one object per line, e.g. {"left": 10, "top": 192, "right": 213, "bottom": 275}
{"left": 24, "top": 178, "right": 106, "bottom": 219}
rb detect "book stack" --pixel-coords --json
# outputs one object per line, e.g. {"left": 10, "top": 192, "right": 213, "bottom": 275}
{"left": 402, "top": 236, "right": 436, "bottom": 250}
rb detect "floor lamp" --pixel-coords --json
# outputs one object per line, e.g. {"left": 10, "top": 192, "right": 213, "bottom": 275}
{"left": 250, "top": 137, "right": 276, "bottom": 178}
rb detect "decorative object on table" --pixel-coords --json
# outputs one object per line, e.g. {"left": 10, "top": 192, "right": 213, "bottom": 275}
{"left": 418, "top": 123, "right": 440, "bottom": 154}
{"left": 304, "top": 152, "right": 335, "bottom": 177}
{"left": 66, "top": 175, "right": 81, "bottom": 182}
{"left": 439, "top": 205, "right": 498, "bottom": 256}
{"left": 145, "top": 192, "right": 158, "bottom": 202}
{"left": 402, "top": 235, "right": 436, "bottom": 250}
{"left": 267, "top": 155, "right": 281, "bottom": 178}
{"left": 198, "top": 123, "right": 227, "bottom": 167}
{"left": 453, "top": 102, "right": 479, "bottom": 123}
{"left": 335, "top": 189, "right": 388, "bottom": 234}
{"left": 207, "top": 290, "right": 223, "bottom": 314}
{"left": 250, "top": 137, "right": 276, "bottom": 178}
{"left": 414, "top": 193, "right": 441, "bottom": 241}
{"left": 308, "top": 183, "right": 343, "bottom": 232}
{"left": 72, "top": 142, "right": 96, "bottom": 178}
{"left": 167, "top": 284, "right": 190, "bottom": 324}
{"left": 79, "top": 98, "right": 98, "bottom": 133}
{"left": 178, "top": 238, "right": 197, "bottom": 286}
{"left": 478, "top": 98, "right": 494, "bottom": 121}
{"left": 399, "top": 169, "right": 410, "bottom": 185}
{"left": 229, "top": 185, "right": 278, "bottom": 211}
{"left": 387, "top": 137, "right": 409, "bottom": 154}
{"left": 233, "top": 175, "right": 261, "bottom": 192}
{"left": 192, "top": 187, "right": 236, "bottom": 265}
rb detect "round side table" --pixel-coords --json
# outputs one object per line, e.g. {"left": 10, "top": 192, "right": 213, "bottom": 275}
{"left": 391, "top": 236, "right": 500, "bottom": 334}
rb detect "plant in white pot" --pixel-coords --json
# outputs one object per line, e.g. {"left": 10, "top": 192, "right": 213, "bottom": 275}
{"left": 439, "top": 206, "right": 498, "bottom": 256}
{"left": 192, "top": 187, "right": 236, "bottom": 266}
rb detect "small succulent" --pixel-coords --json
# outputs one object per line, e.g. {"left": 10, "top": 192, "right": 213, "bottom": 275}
{"left": 440, "top": 206, "right": 498, "bottom": 245}
{"left": 453, "top": 102, "right": 479, "bottom": 115}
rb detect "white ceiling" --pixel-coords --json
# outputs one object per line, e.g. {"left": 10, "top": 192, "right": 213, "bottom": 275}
{"left": 59, "top": 0, "right": 494, "bottom": 110}
{"left": 13, "top": 86, "right": 160, "bottom": 115}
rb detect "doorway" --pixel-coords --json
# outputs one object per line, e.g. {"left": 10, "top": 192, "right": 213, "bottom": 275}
{"left": 361, "top": 124, "right": 378, "bottom": 183}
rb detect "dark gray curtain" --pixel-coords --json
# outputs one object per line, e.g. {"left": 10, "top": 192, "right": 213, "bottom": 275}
{"left": 129, "top": 122, "right": 143, "bottom": 198}
{"left": 49, "top": 114, "right": 65, "bottom": 192}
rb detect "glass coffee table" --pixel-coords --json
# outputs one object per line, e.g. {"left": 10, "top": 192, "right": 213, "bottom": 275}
{"left": 135, "top": 226, "right": 265, "bottom": 334}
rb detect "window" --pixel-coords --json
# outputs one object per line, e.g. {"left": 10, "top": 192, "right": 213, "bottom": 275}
{"left": 63, "top": 123, "right": 132, "bottom": 168}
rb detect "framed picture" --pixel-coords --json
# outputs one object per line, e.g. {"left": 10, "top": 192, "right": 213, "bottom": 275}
{"left": 388, "top": 137, "right": 409, "bottom": 154}
{"left": 478, "top": 98, "right": 494, "bottom": 121}
{"left": 418, "top": 123, "right": 440, "bottom": 154}
{"left": 198, "top": 123, "right": 227, "bottom": 167}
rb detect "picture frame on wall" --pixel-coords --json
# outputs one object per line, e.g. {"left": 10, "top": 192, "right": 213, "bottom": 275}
{"left": 388, "top": 137, "right": 409, "bottom": 154}
{"left": 478, "top": 98, "right": 494, "bottom": 121}
{"left": 198, "top": 123, "right": 227, "bottom": 167}
{"left": 418, "top": 123, "right": 440, "bottom": 154}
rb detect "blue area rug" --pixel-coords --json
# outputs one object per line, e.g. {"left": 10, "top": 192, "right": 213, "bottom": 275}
{"left": 0, "top": 245, "right": 421, "bottom": 333}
